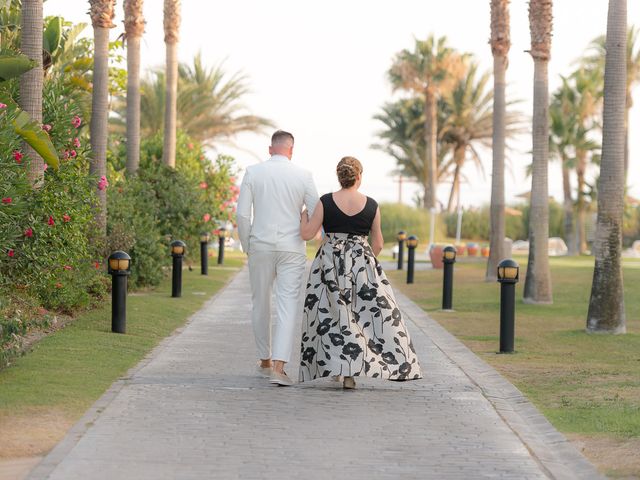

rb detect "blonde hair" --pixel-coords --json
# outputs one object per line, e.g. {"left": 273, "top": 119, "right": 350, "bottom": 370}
{"left": 336, "top": 156, "right": 363, "bottom": 189}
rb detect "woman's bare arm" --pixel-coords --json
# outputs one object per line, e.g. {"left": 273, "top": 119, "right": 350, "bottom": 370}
{"left": 370, "top": 207, "right": 384, "bottom": 256}
{"left": 300, "top": 201, "right": 324, "bottom": 241}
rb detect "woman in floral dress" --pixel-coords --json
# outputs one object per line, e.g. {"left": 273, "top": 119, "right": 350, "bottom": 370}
{"left": 299, "top": 156, "right": 422, "bottom": 389}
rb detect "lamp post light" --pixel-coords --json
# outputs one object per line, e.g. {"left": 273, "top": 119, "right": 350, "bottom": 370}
{"left": 200, "top": 232, "right": 210, "bottom": 275}
{"left": 397, "top": 230, "right": 407, "bottom": 270}
{"left": 171, "top": 240, "right": 186, "bottom": 298}
{"left": 406, "top": 235, "right": 418, "bottom": 284}
{"left": 497, "top": 259, "right": 520, "bottom": 353}
{"left": 442, "top": 245, "right": 456, "bottom": 311}
{"left": 217, "top": 227, "right": 226, "bottom": 265}
{"left": 107, "top": 251, "right": 131, "bottom": 334}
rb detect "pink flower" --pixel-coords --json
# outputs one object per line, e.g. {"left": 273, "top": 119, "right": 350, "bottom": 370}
{"left": 97, "top": 175, "right": 109, "bottom": 191}
{"left": 48, "top": 216, "right": 55, "bottom": 226}
{"left": 229, "top": 176, "right": 236, "bottom": 183}
{"left": 7, "top": 249, "right": 15, "bottom": 257}
{"left": 73, "top": 137, "right": 81, "bottom": 148}
{"left": 72, "top": 115, "right": 82, "bottom": 128}
{"left": 24, "top": 228, "right": 33, "bottom": 238}
{"left": 0, "top": 103, "right": 7, "bottom": 109}
{"left": 199, "top": 182, "right": 208, "bottom": 189}
{"left": 2, "top": 197, "right": 12, "bottom": 204}
{"left": 62, "top": 214, "right": 71, "bottom": 222}
{"left": 187, "top": 143, "right": 194, "bottom": 150}
{"left": 63, "top": 265, "right": 72, "bottom": 271}
{"left": 70, "top": 150, "right": 77, "bottom": 158}
{"left": 42, "top": 124, "right": 52, "bottom": 132}
{"left": 62, "top": 150, "right": 70, "bottom": 159}
{"left": 203, "top": 213, "right": 211, "bottom": 222}
{"left": 13, "top": 151, "right": 23, "bottom": 164}
{"left": 43, "top": 164, "right": 48, "bottom": 171}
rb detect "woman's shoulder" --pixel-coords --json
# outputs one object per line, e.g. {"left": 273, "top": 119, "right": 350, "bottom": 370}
{"left": 366, "top": 196, "right": 379, "bottom": 210}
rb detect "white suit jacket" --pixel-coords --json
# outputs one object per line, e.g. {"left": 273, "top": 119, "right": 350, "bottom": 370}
{"left": 237, "top": 155, "right": 319, "bottom": 255}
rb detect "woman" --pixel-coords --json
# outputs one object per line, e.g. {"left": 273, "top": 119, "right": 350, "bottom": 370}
{"left": 299, "top": 156, "right": 422, "bottom": 389}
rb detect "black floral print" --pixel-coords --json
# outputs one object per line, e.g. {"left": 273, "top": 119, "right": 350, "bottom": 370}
{"left": 299, "top": 233, "right": 422, "bottom": 382}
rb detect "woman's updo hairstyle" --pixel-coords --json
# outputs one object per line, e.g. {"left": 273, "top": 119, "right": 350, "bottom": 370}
{"left": 336, "top": 156, "right": 363, "bottom": 189}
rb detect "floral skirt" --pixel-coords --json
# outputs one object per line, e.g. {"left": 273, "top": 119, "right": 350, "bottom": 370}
{"left": 299, "top": 233, "right": 422, "bottom": 382}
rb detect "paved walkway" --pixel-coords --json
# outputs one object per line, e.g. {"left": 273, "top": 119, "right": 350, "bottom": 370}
{"left": 29, "top": 267, "right": 601, "bottom": 480}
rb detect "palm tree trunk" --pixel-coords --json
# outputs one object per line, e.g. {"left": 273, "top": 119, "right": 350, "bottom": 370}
{"left": 487, "top": 52, "right": 508, "bottom": 281}
{"left": 575, "top": 149, "right": 588, "bottom": 254}
{"left": 424, "top": 89, "right": 437, "bottom": 210}
{"left": 523, "top": 57, "right": 553, "bottom": 304}
{"left": 19, "top": 0, "right": 44, "bottom": 187}
{"left": 562, "top": 160, "right": 577, "bottom": 255}
{"left": 125, "top": 35, "right": 142, "bottom": 174}
{"left": 162, "top": 41, "right": 178, "bottom": 168}
{"left": 587, "top": 0, "right": 627, "bottom": 334}
{"left": 89, "top": 25, "right": 110, "bottom": 236}
{"left": 623, "top": 95, "right": 630, "bottom": 183}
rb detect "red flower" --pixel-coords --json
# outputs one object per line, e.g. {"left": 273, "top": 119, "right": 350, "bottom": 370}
{"left": 63, "top": 265, "right": 72, "bottom": 271}
{"left": 42, "top": 124, "right": 52, "bottom": 132}
{"left": 72, "top": 115, "right": 81, "bottom": 128}
{"left": 48, "top": 216, "right": 55, "bottom": 226}
{"left": 55, "top": 282, "right": 63, "bottom": 289}
{"left": 203, "top": 213, "right": 211, "bottom": 222}
{"left": 73, "top": 137, "right": 81, "bottom": 148}
{"left": 70, "top": 150, "right": 77, "bottom": 158}
{"left": 199, "top": 182, "right": 208, "bottom": 189}
{"left": 13, "top": 151, "right": 23, "bottom": 163}
{"left": 24, "top": 228, "right": 33, "bottom": 238}
{"left": 2, "top": 197, "right": 12, "bottom": 204}
{"left": 62, "top": 214, "right": 71, "bottom": 222}
{"left": 94, "top": 261, "right": 101, "bottom": 269}
{"left": 7, "top": 249, "right": 15, "bottom": 257}
{"left": 187, "top": 142, "right": 194, "bottom": 150}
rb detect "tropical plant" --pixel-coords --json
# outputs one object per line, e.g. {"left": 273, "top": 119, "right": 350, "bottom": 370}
{"left": 388, "top": 35, "right": 466, "bottom": 210}
{"left": 582, "top": 25, "right": 640, "bottom": 181}
{"left": 523, "top": 0, "right": 553, "bottom": 304}
{"left": 587, "top": 0, "right": 627, "bottom": 334}
{"left": 162, "top": 0, "right": 180, "bottom": 168}
{"left": 88, "top": 0, "right": 116, "bottom": 238}
{"left": 19, "top": 0, "right": 45, "bottom": 186}
{"left": 486, "top": 0, "right": 510, "bottom": 281}
{"left": 124, "top": 0, "right": 144, "bottom": 174}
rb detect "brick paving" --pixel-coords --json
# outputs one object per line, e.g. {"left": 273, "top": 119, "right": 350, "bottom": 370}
{"left": 29, "top": 266, "right": 602, "bottom": 479}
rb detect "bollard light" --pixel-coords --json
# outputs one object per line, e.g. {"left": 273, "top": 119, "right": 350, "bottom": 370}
{"left": 171, "top": 240, "right": 186, "bottom": 298}
{"left": 107, "top": 251, "right": 131, "bottom": 334}
{"left": 441, "top": 245, "right": 456, "bottom": 311}
{"left": 200, "top": 232, "right": 210, "bottom": 276}
{"left": 497, "top": 258, "right": 520, "bottom": 353}
{"left": 397, "top": 230, "right": 407, "bottom": 270}
{"left": 406, "top": 235, "right": 418, "bottom": 284}
{"left": 217, "top": 227, "right": 226, "bottom": 265}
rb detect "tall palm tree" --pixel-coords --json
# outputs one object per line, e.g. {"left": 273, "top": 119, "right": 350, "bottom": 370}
{"left": 124, "top": 0, "right": 144, "bottom": 174}
{"left": 582, "top": 25, "right": 640, "bottom": 182}
{"left": 88, "top": 0, "right": 116, "bottom": 237}
{"left": 162, "top": 0, "right": 180, "bottom": 168}
{"left": 523, "top": 0, "right": 553, "bottom": 304}
{"left": 486, "top": 0, "right": 511, "bottom": 281}
{"left": 587, "top": 0, "right": 627, "bottom": 334}
{"left": 388, "top": 35, "right": 465, "bottom": 209}
{"left": 19, "top": 0, "right": 44, "bottom": 187}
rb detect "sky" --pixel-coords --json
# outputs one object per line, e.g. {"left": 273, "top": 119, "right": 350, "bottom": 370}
{"left": 44, "top": 0, "right": 640, "bottom": 208}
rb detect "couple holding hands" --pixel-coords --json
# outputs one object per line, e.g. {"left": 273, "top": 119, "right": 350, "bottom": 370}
{"left": 237, "top": 130, "right": 422, "bottom": 389}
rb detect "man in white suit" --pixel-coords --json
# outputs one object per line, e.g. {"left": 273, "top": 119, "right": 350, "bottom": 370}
{"left": 237, "top": 130, "right": 319, "bottom": 386}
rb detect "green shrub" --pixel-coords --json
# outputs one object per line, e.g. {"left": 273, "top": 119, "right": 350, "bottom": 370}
{"left": 379, "top": 203, "right": 446, "bottom": 243}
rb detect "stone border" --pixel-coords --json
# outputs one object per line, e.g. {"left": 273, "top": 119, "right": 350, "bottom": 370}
{"left": 395, "top": 289, "right": 604, "bottom": 480}
{"left": 27, "top": 272, "right": 240, "bottom": 480}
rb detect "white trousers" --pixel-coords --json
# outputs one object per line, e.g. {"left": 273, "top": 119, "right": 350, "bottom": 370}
{"left": 248, "top": 251, "right": 306, "bottom": 363}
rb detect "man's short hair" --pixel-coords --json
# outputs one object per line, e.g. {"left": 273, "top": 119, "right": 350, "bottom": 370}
{"left": 271, "top": 130, "right": 294, "bottom": 147}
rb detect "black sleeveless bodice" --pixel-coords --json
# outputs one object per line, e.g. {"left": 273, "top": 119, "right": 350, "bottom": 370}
{"left": 320, "top": 193, "right": 378, "bottom": 236}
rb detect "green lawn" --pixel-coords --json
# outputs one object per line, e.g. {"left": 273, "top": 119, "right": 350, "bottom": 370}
{"left": 0, "top": 254, "right": 243, "bottom": 457}
{"left": 388, "top": 255, "right": 640, "bottom": 477}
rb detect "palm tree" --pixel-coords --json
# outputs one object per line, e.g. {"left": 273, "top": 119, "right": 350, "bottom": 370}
{"left": 523, "top": 0, "right": 553, "bottom": 304}
{"left": 388, "top": 35, "right": 466, "bottom": 209}
{"left": 88, "top": 0, "right": 116, "bottom": 237}
{"left": 486, "top": 0, "right": 511, "bottom": 281}
{"left": 124, "top": 0, "right": 145, "bottom": 174}
{"left": 113, "top": 54, "right": 272, "bottom": 146}
{"left": 587, "top": 0, "right": 627, "bottom": 334}
{"left": 582, "top": 25, "right": 640, "bottom": 182}
{"left": 162, "top": 0, "right": 181, "bottom": 168}
{"left": 19, "top": 0, "right": 44, "bottom": 187}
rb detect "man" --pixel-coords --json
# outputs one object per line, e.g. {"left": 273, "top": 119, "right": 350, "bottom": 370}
{"left": 237, "top": 130, "right": 319, "bottom": 386}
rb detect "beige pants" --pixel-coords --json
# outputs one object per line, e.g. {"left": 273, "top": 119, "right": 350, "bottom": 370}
{"left": 248, "top": 251, "right": 306, "bottom": 363}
